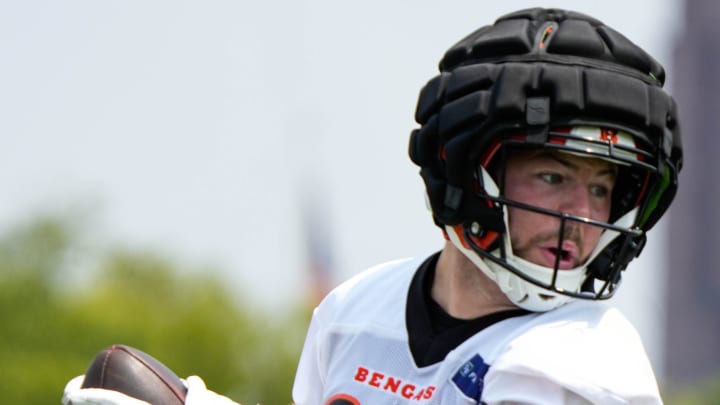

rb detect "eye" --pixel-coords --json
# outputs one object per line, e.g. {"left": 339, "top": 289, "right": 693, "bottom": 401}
{"left": 540, "top": 172, "right": 563, "bottom": 184}
{"left": 590, "top": 184, "right": 610, "bottom": 198}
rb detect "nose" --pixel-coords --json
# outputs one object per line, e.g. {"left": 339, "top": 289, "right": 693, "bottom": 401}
{"left": 558, "top": 184, "right": 593, "bottom": 219}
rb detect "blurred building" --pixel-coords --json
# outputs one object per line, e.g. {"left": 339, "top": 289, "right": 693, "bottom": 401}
{"left": 665, "top": 0, "right": 720, "bottom": 385}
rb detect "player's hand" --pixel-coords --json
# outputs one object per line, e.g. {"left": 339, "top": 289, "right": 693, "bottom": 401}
{"left": 62, "top": 375, "right": 150, "bottom": 405}
{"left": 184, "top": 375, "right": 241, "bottom": 405}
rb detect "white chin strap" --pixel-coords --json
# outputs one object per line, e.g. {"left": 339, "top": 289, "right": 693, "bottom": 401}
{"left": 445, "top": 165, "right": 638, "bottom": 312}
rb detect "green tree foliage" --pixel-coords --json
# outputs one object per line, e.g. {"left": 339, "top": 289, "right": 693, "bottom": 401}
{"left": 664, "top": 375, "right": 720, "bottom": 405}
{"left": 0, "top": 215, "right": 310, "bottom": 404}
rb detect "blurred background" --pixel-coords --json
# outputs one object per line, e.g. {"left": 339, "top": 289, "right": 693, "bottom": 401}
{"left": 1, "top": 0, "right": 718, "bottom": 403}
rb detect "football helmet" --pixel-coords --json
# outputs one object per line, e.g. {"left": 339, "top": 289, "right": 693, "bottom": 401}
{"left": 408, "top": 8, "right": 682, "bottom": 311}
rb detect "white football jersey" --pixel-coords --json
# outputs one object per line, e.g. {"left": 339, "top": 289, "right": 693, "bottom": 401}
{"left": 292, "top": 254, "right": 662, "bottom": 405}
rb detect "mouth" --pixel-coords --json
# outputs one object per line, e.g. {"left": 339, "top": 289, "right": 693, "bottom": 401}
{"left": 541, "top": 243, "right": 578, "bottom": 269}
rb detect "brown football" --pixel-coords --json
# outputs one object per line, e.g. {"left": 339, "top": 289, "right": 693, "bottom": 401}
{"left": 81, "top": 344, "right": 187, "bottom": 405}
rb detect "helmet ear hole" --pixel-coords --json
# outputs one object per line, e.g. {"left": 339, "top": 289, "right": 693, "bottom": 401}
{"left": 468, "top": 223, "right": 501, "bottom": 251}
{"left": 451, "top": 224, "right": 500, "bottom": 251}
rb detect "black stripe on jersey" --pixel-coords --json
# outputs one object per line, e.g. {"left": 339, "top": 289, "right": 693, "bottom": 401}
{"left": 406, "top": 252, "right": 530, "bottom": 368}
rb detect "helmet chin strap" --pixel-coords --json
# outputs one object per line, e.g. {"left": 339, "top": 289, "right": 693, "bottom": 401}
{"left": 445, "top": 165, "right": 641, "bottom": 312}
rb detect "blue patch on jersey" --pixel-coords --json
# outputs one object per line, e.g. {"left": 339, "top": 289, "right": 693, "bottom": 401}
{"left": 452, "top": 354, "right": 489, "bottom": 402}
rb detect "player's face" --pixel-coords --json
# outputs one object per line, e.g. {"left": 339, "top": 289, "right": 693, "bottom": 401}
{"left": 503, "top": 150, "right": 617, "bottom": 269}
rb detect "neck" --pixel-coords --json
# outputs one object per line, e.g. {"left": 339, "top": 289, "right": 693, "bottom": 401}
{"left": 431, "top": 241, "right": 517, "bottom": 319}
